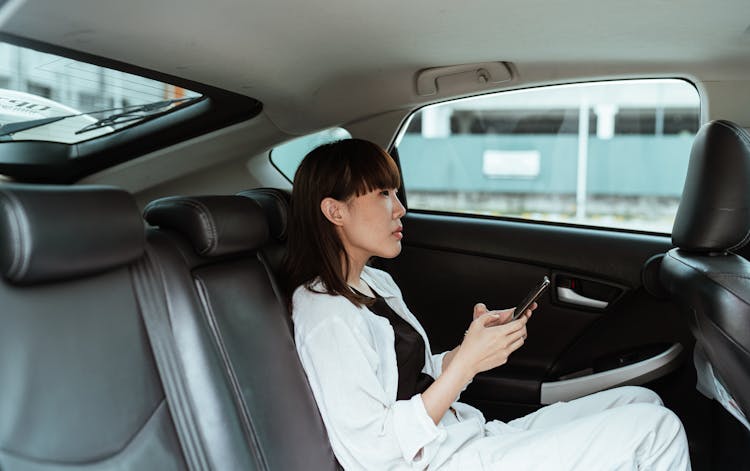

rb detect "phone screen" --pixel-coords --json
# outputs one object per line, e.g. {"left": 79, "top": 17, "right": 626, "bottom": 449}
{"left": 512, "top": 276, "right": 550, "bottom": 320}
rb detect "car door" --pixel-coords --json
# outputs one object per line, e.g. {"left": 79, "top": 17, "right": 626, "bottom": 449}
{"left": 375, "top": 79, "right": 701, "bottom": 422}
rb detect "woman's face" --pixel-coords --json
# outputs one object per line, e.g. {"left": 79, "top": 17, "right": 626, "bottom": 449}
{"left": 335, "top": 188, "right": 406, "bottom": 268}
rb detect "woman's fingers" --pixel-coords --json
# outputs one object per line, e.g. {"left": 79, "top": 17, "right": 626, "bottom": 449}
{"left": 481, "top": 309, "right": 515, "bottom": 327}
{"left": 471, "top": 314, "right": 526, "bottom": 344}
{"left": 495, "top": 323, "right": 526, "bottom": 346}
{"left": 494, "top": 308, "right": 514, "bottom": 325}
{"left": 494, "top": 335, "right": 526, "bottom": 364}
{"left": 523, "top": 301, "right": 538, "bottom": 319}
{"left": 462, "top": 309, "right": 530, "bottom": 374}
{"left": 479, "top": 331, "right": 527, "bottom": 370}
{"left": 508, "top": 325, "right": 527, "bottom": 345}
{"left": 473, "top": 302, "right": 535, "bottom": 326}
{"left": 498, "top": 315, "right": 528, "bottom": 334}
{"left": 473, "top": 303, "right": 488, "bottom": 320}
{"left": 480, "top": 312, "right": 503, "bottom": 327}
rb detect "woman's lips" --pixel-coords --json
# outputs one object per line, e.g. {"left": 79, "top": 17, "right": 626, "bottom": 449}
{"left": 393, "top": 226, "right": 403, "bottom": 240}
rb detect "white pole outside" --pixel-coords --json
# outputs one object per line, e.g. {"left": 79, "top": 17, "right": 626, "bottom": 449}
{"left": 576, "top": 97, "right": 590, "bottom": 221}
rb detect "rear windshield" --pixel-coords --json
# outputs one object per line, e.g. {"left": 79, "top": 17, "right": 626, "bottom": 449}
{"left": 0, "top": 42, "right": 202, "bottom": 144}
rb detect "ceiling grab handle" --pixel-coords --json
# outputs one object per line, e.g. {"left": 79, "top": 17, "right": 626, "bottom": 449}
{"left": 415, "top": 62, "right": 514, "bottom": 97}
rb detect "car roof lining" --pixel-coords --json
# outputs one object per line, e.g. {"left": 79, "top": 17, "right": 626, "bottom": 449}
{"left": 5, "top": 0, "right": 749, "bottom": 134}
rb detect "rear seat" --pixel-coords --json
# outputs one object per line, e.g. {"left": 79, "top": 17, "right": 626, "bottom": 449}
{"left": 0, "top": 184, "right": 189, "bottom": 470}
{"left": 1, "top": 184, "right": 338, "bottom": 470}
{"left": 143, "top": 191, "right": 340, "bottom": 470}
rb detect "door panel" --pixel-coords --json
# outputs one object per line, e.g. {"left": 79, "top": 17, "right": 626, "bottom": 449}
{"left": 376, "top": 211, "right": 694, "bottom": 419}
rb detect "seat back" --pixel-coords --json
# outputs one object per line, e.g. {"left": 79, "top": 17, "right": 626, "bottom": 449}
{"left": 0, "top": 184, "right": 188, "bottom": 470}
{"left": 660, "top": 120, "right": 750, "bottom": 420}
{"left": 144, "top": 193, "right": 339, "bottom": 471}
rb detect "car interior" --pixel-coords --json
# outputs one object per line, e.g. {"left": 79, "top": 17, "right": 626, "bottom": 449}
{"left": 1, "top": 1, "right": 750, "bottom": 470}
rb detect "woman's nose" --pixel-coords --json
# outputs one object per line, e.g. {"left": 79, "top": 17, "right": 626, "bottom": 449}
{"left": 393, "top": 194, "right": 406, "bottom": 218}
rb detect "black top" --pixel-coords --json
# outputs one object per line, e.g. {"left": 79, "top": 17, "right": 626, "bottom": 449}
{"left": 356, "top": 287, "right": 435, "bottom": 400}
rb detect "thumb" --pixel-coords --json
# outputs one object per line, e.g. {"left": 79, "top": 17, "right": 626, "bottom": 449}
{"left": 473, "top": 303, "right": 488, "bottom": 320}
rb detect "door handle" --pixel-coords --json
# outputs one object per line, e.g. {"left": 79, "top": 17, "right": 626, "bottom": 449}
{"left": 557, "top": 287, "right": 609, "bottom": 309}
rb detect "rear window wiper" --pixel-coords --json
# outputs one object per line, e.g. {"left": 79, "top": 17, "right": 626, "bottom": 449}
{"left": 75, "top": 97, "right": 201, "bottom": 135}
{"left": 0, "top": 115, "right": 75, "bottom": 138}
{"left": 0, "top": 97, "right": 202, "bottom": 139}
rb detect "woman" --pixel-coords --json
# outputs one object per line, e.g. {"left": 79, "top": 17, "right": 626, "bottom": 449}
{"left": 284, "top": 138, "right": 690, "bottom": 470}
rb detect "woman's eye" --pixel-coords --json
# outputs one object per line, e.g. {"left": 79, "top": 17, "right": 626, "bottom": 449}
{"left": 380, "top": 190, "right": 390, "bottom": 197}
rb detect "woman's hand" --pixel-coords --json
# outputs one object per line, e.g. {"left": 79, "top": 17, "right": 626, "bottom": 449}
{"left": 453, "top": 301, "right": 538, "bottom": 377}
{"left": 473, "top": 302, "right": 536, "bottom": 326}
{"left": 458, "top": 313, "right": 527, "bottom": 376}
{"left": 442, "top": 302, "right": 537, "bottom": 375}
{"left": 428, "top": 302, "right": 537, "bottom": 424}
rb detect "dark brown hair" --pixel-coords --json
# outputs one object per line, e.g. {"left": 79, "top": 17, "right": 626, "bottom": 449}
{"left": 283, "top": 138, "right": 401, "bottom": 307}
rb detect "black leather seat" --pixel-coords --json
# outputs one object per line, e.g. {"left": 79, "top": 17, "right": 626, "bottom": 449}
{"left": 143, "top": 192, "right": 340, "bottom": 471}
{"left": 660, "top": 120, "right": 750, "bottom": 424}
{"left": 1, "top": 182, "right": 338, "bottom": 470}
{"left": 0, "top": 184, "right": 189, "bottom": 470}
{"left": 236, "top": 188, "right": 292, "bottom": 306}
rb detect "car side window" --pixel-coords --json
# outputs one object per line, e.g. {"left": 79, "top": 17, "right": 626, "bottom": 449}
{"left": 271, "top": 127, "right": 351, "bottom": 181}
{"left": 395, "top": 79, "right": 700, "bottom": 233}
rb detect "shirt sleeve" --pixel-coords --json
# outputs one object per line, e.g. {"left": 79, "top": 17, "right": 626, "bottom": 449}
{"left": 297, "top": 316, "right": 448, "bottom": 469}
{"left": 429, "top": 351, "right": 449, "bottom": 378}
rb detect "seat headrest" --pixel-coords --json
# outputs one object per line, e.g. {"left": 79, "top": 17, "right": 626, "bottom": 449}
{"left": 0, "top": 184, "right": 145, "bottom": 285}
{"left": 144, "top": 195, "right": 269, "bottom": 257}
{"left": 672, "top": 120, "right": 750, "bottom": 252}
{"left": 236, "top": 188, "right": 291, "bottom": 241}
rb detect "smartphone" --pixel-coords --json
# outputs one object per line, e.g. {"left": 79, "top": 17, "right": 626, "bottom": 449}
{"left": 512, "top": 276, "right": 550, "bottom": 320}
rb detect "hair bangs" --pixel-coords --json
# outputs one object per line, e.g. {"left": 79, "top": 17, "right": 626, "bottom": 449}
{"left": 348, "top": 144, "right": 401, "bottom": 197}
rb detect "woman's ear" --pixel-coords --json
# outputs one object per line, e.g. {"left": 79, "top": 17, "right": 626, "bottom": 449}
{"left": 320, "top": 197, "right": 345, "bottom": 226}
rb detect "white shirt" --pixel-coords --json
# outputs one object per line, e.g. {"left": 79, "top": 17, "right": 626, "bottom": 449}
{"left": 292, "top": 266, "right": 486, "bottom": 471}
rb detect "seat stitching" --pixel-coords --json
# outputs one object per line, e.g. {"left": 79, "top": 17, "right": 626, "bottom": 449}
{"left": 666, "top": 252, "right": 750, "bottom": 360}
{"left": 715, "top": 120, "right": 750, "bottom": 147}
{"left": 171, "top": 199, "right": 218, "bottom": 255}
{"left": 0, "top": 190, "right": 31, "bottom": 280}
{"left": 239, "top": 189, "right": 289, "bottom": 239}
{"left": 696, "top": 313, "right": 750, "bottom": 359}
{"left": 729, "top": 228, "right": 750, "bottom": 252}
{"left": 666, "top": 251, "right": 750, "bottom": 307}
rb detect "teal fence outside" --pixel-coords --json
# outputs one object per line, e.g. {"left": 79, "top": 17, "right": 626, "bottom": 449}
{"left": 399, "top": 134, "right": 693, "bottom": 197}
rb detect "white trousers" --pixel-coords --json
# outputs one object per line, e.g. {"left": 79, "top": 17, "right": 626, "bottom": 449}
{"left": 446, "top": 386, "right": 691, "bottom": 470}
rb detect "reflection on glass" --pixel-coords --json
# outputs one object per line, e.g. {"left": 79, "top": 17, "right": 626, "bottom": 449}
{"left": 0, "top": 42, "right": 202, "bottom": 144}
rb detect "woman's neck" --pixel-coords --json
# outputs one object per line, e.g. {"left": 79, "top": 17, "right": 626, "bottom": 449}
{"left": 345, "top": 257, "right": 367, "bottom": 292}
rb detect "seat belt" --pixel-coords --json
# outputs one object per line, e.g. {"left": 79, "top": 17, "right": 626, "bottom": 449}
{"left": 131, "top": 252, "right": 209, "bottom": 471}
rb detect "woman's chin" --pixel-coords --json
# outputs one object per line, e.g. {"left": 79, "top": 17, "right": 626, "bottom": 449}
{"left": 380, "top": 244, "right": 402, "bottom": 259}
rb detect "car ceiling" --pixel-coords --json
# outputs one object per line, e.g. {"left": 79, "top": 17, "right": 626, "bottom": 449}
{"left": 4, "top": 0, "right": 750, "bottom": 135}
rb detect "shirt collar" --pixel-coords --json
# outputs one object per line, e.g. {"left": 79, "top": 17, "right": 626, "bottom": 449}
{"left": 361, "top": 266, "right": 398, "bottom": 298}
{"left": 306, "top": 267, "right": 399, "bottom": 299}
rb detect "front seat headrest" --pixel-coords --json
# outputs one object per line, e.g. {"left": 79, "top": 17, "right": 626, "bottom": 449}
{"left": 144, "top": 195, "right": 269, "bottom": 257}
{"left": 237, "top": 188, "right": 291, "bottom": 241}
{"left": 672, "top": 120, "right": 750, "bottom": 252}
{"left": 0, "top": 184, "right": 145, "bottom": 285}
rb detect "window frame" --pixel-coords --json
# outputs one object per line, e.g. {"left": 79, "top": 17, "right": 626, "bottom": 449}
{"left": 0, "top": 32, "right": 262, "bottom": 183}
{"left": 389, "top": 77, "right": 703, "bottom": 237}
{"left": 269, "top": 126, "right": 352, "bottom": 183}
